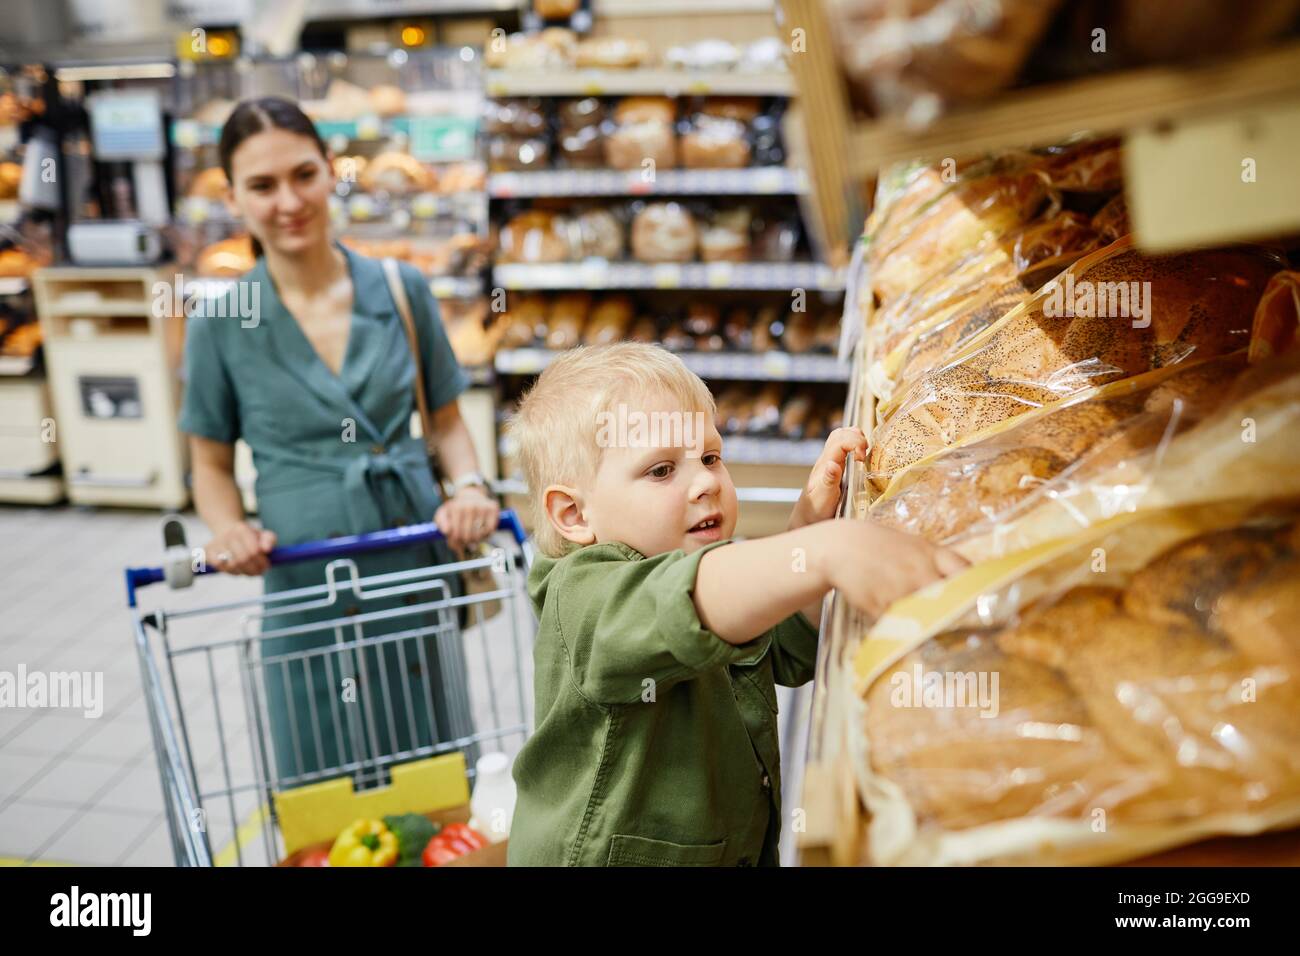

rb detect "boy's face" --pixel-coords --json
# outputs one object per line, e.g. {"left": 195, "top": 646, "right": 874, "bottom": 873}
{"left": 578, "top": 392, "right": 739, "bottom": 557}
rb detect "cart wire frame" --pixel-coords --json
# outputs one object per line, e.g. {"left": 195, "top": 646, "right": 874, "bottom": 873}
{"left": 125, "top": 511, "right": 536, "bottom": 866}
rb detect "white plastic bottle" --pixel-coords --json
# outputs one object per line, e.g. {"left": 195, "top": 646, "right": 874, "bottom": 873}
{"left": 469, "top": 752, "right": 516, "bottom": 843}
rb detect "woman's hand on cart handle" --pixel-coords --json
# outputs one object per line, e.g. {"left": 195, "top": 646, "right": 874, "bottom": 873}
{"left": 206, "top": 522, "right": 278, "bottom": 576}
{"left": 434, "top": 484, "right": 501, "bottom": 556}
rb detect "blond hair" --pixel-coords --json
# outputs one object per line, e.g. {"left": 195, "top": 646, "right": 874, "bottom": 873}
{"left": 507, "top": 342, "right": 716, "bottom": 557}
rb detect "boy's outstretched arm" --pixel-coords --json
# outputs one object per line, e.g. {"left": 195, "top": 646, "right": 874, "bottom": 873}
{"left": 694, "top": 519, "right": 967, "bottom": 646}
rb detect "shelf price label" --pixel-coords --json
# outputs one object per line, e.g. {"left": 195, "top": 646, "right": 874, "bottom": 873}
{"left": 348, "top": 195, "right": 376, "bottom": 221}
{"left": 761, "top": 351, "right": 793, "bottom": 379}
{"left": 579, "top": 261, "right": 609, "bottom": 288}
{"left": 356, "top": 115, "right": 382, "bottom": 141}
{"left": 179, "top": 196, "right": 210, "bottom": 225}
{"left": 430, "top": 278, "right": 455, "bottom": 298}
{"left": 652, "top": 264, "right": 682, "bottom": 289}
{"left": 412, "top": 193, "right": 440, "bottom": 218}
{"left": 705, "top": 262, "right": 733, "bottom": 288}
{"left": 754, "top": 169, "right": 783, "bottom": 194}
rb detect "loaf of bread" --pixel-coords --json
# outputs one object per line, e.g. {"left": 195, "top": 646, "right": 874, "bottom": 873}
{"left": 698, "top": 208, "right": 751, "bottom": 262}
{"left": 868, "top": 240, "right": 1281, "bottom": 484}
{"left": 359, "top": 152, "right": 435, "bottom": 193}
{"left": 583, "top": 295, "right": 634, "bottom": 346}
{"left": 575, "top": 37, "right": 650, "bottom": 69}
{"left": 499, "top": 210, "right": 570, "bottom": 263}
{"left": 187, "top": 166, "right": 229, "bottom": 201}
{"left": 545, "top": 292, "right": 593, "bottom": 349}
{"left": 631, "top": 203, "right": 697, "bottom": 262}
{"left": 499, "top": 293, "right": 548, "bottom": 348}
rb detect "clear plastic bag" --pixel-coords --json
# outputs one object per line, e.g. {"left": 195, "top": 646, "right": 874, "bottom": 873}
{"left": 856, "top": 495, "right": 1300, "bottom": 865}
{"left": 866, "top": 238, "right": 1284, "bottom": 490}
{"left": 826, "top": 0, "right": 1064, "bottom": 126}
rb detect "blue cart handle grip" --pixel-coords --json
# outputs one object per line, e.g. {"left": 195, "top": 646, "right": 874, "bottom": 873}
{"left": 126, "top": 509, "right": 528, "bottom": 606}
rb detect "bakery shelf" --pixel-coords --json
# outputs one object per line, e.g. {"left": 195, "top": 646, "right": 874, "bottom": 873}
{"left": 487, "top": 167, "right": 808, "bottom": 198}
{"left": 493, "top": 261, "right": 844, "bottom": 291}
{"left": 0, "top": 277, "right": 30, "bottom": 296}
{"left": 171, "top": 114, "right": 479, "bottom": 161}
{"left": 176, "top": 191, "right": 486, "bottom": 228}
{"left": 183, "top": 274, "right": 483, "bottom": 302}
{"left": 495, "top": 346, "right": 848, "bottom": 382}
{"left": 844, "top": 39, "right": 1300, "bottom": 181}
{"left": 483, "top": 69, "right": 793, "bottom": 98}
{"left": 719, "top": 435, "right": 823, "bottom": 466}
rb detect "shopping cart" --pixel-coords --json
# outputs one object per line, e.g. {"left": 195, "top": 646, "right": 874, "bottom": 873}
{"left": 125, "top": 510, "right": 536, "bottom": 866}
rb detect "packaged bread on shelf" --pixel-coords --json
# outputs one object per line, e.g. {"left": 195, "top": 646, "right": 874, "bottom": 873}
{"left": 499, "top": 293, "right": 549, "bottom": 348}
{"left": 724, "top": 307, "right": 754, "bottom": 350}
{"left": 545, "top": 292, "right": 592, "bottom": 349}
{"left": 499, "top": 210, "right": 571, "bottom": 263}
{"left": 488, "top": 135, "right": 551, "bottom": 172}
{"left": 442, "top": 299, "right": 500, "bottom": 368}
{"left": 569, "top": 207, "right": 625, "bottom": 260}
{"left": 359, "top": 152, "right": 435, "bottom": 193}
{"left": 631, "top": 202, "right": 697, "bottom": 263}
{"left": 484, "top": 98, "right": 549, "bottom": 137}
{"left": 584, "top": 295, "right": 634, "bottom": 346}
{"left": 629, "top": 314, "right": 658, "bottom": 343}
{"left": 852, "top": 495, "right": 1300, "bottom": 866}
{"left": 368, "top": 84, "right": 406, "bottom": 117}
{"left": 825, "top": 0, "right": 1063, "bottom": 122}
{"left": 484, "top": 29, "right": 576, "bottom": 70}
{"left": 605, "top": 97, "right": 677, "bottom": 171}
{"left": 699, "top": 208, "right": 752, "bottom": 263}
{"left": 866, "top": 238, "right": 1283, "bottom": 489}
{"left": 575, "top": 37, "right": 651, "bottom": 69}
{"left": 866, "top": 156, "right": 1059, "bottom": 310}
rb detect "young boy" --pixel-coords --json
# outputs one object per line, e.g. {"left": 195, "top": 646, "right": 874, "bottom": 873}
{"left": 505, "top": 343, "right": 965, "bottom": 866}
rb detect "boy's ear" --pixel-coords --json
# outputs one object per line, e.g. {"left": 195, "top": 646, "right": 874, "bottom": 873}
{"left": 544, "top": 484, "right": 596, "bottom": 547}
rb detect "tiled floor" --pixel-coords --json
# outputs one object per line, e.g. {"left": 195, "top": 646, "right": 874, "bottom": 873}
{"left": 0, "top": 503, "right": 537, "bottom": 867}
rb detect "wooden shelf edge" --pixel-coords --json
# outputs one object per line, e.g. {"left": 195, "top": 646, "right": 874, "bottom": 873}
{"left": 848, "top": 39, "right": 1300, "bottom": 175}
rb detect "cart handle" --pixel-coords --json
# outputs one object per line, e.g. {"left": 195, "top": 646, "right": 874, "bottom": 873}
{"left": 125, "top": 509, "right": 529, "bottom": 607}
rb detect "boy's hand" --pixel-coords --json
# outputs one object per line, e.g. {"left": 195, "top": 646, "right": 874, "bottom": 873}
{"left": 819, "top": 520, "right": 968, "bottom": 620}
{"left": 789, "top": 427, "right": 869, "bottom": 531}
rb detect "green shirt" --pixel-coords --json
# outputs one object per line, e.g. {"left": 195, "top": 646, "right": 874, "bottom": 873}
{"left": 507, "top": 540, "right": 819, "bottom": 867}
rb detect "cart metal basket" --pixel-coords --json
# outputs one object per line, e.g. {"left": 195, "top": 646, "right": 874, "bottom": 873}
{"left": 125, "top": 511, "right": 535, "bottom": 866}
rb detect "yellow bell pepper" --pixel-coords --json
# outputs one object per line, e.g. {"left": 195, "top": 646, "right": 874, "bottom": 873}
{"left": 328, "top": 818, "right": 399, "bottom": 867}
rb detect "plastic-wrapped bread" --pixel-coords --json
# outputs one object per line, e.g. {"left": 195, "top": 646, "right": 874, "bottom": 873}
{"left": 368, "top": 84, "right": 406, "bottom": 117}
{"left": 747, "top": 383, "right": 784, "bottom": 435}
{"left": 683, "top": 302, "right": 721, "bottom": 337}
{"left": 575, "top": 37, "right": 651, "bottom": 69}
{"left": 499, "top": 210, "right": 570, "bottom": 263}
{"left": 781, "top": 309, "right": 818, "bottom": 353}
{"left": 778, "top": 394, "right": 816, "bottom": 439}
{"left": 681, "top": 115, "right": 751, "bottom": 169}
{"left": 724, "top": 307, "right": 754, "bottom": 350}
{"left": 868, "top": 158, "right": 1057, "bottom": 310}
{"left": 714, "top": 385, "right": 751, "bottom": 435}
{"left": 631, "top": 203, "right": 697, "bottom": 263}
{"left": 570, "top": 207, "right": 625, "bottom": 260}
{"left": 694, "top": 332, "right": 726, "bottom": 352}
{"left": 699, "top": 208, "right": 752, "bottom": 262}
{"left": 359, "top": 152, "right": 435, "bottom": 193}
{"left": 605, "top": 97, "right": 677, "bottom": 171}
{"left": 660, "top": 319, "right": 692, "bottom": 351}
{"left": 499, "top": 293, "right": 548, "bottom": 348}
{"left": 545, "top": 292, "right": 593, "bottom": 349}
{"left": 751, "top": 306, "right": 779, "bottom": 351}
{"left": 583, "top": 295, "right": 633, "bottom": 345}
{"left": 867, "top": 239, "right": 1281, "bottom": 486}
{"left": 629, "top": 315, "right": 658, "bottom": 343}
{"left": 813, "top": 310, "right": 841, "bottom": 353}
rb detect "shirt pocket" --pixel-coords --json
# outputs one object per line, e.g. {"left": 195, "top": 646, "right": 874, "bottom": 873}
{"left": 606, "top": 834, "right": 728, "bottom": 867}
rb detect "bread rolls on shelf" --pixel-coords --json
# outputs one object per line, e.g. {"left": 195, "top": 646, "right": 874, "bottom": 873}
{"left": 187, "top": 166, "right": 229, "bottom": 201}
{"left": 575, "top": 37, "right": 651, "bottom": 69}
{"left": 499, "top": 293, "right": 549, "bottom": 348}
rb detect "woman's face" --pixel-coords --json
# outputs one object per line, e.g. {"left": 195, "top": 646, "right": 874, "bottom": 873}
{"left": 226, "top": 127, "right": 334, "bottom": 257}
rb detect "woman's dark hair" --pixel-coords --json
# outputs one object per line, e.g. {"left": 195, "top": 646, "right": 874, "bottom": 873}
{"left": 218, "top": 96, "right": 330, "bottom": 261}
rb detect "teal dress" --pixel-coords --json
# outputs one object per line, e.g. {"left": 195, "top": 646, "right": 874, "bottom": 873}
{"left": 179, "top": 243, "right": 476, "bottom": 790}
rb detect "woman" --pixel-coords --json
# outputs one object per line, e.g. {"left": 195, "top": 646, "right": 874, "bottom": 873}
{"left": 179, "top": 96, "right": 498, "bottom": 789}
